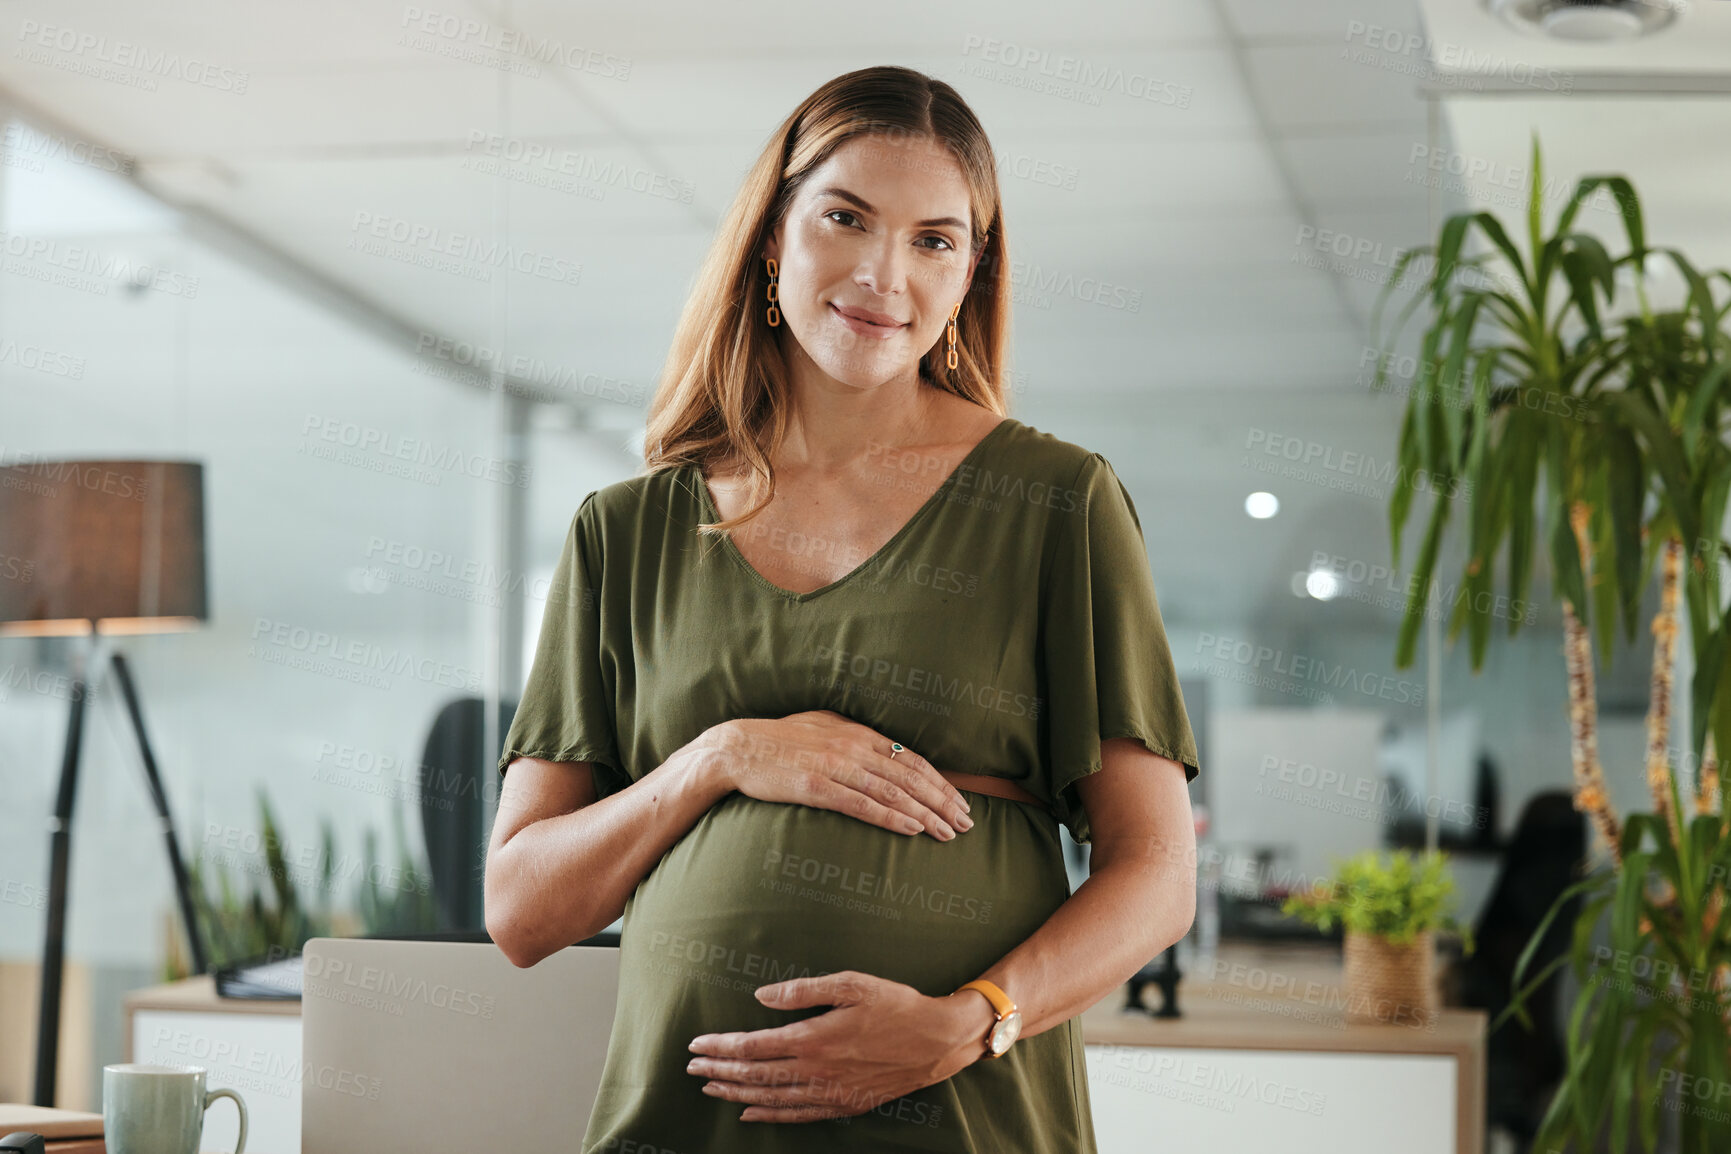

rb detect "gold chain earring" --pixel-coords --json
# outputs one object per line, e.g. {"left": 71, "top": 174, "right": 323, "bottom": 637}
{"left": 765, "top": 258, "right": 780, "bottom": 327}
{"left": 946, "top": 302, "right": 961, "bottom": 370}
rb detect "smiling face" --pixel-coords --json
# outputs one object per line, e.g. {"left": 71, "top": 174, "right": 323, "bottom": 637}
{"left": 763, "top": 132, "right": 979, "bottom": 390}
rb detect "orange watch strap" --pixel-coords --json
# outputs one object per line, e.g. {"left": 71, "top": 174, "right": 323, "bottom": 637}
{"left": 956, "top": 978, "right": 1016, "bottom": 1018}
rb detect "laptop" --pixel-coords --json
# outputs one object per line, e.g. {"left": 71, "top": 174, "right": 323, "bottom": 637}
{"left": 300, "top": 935, "right": 620, "bottom": 1152}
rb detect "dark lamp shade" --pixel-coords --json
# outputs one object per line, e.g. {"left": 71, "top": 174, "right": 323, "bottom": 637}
{"left": 0, "top": 459, "right": 208, "bottom": 635}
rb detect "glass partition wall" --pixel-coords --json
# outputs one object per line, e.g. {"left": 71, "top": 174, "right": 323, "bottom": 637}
{"left": 0, "top": 94, "right": 655, "bottom": 1110}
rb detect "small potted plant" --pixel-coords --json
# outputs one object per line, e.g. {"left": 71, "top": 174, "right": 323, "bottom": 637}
{"left": 1282, "top": 849, "right": 1475, "bottom": 1026}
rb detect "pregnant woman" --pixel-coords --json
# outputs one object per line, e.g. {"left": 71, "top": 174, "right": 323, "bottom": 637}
{"left": 484, "top": 64, "right": 1201, "bottom": 1153}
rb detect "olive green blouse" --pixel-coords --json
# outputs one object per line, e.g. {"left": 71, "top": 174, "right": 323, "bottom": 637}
{"left": 498, "top": 414, "right": 1200, "bottom": 842}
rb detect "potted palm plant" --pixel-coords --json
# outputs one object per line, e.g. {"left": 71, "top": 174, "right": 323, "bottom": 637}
{"left": 1370, "top": 135, "right": 1731, "bottom": 1152}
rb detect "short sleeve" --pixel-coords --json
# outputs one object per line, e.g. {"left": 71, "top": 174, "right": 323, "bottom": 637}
{"left": 497, "top": 492, "right": 625, "bottom": 797}
{"left": 1041, "top": 452, "right": 1200, "bottom": 845}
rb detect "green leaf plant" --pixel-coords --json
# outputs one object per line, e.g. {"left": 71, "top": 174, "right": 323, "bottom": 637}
{"left": 1280, "top": 848, "right": 1475, "bottom": 951}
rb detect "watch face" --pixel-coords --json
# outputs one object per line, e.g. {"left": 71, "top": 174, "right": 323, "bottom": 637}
{"left": 989, "top": 1009, "right": 1023, "bottom": 1054}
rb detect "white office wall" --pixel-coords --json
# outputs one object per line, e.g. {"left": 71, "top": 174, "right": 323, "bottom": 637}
{"left": 1205, "top": 706, "right": 1386, "bottom": 889}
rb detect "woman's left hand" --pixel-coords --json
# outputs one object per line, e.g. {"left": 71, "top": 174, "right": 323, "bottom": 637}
{"left": 685, "top": 970, "right": 990, "bottom": 1122}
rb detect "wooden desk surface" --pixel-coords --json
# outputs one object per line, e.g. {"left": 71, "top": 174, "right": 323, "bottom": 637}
{"left": 124, "top": 974, "right": 301, "bottom": 1017}
{"left": 125, "top": 940, "right": 1483, "bottom": 1055}
{"left": 1085, "top": 941, "right": 1485, "bottom": 1057}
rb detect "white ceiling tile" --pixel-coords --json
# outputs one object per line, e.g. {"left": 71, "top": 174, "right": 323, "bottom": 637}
{"left": 1277, "top": 129, "right": 1449, "bottom": 208}
{"left": 1245, "top": 42, "right": 1434, "bottom": 131}
{"left": 3, "top": 65, "right": 613, "bottom": 156}
{"left": 1222, "top": 0, "right": 1424, "bottom": 42}
{"left": 571, "top": 50, "right": 1262, "bottom": 142}
{"left": 1005, "top": 137, "right": 1289, "bottom": 217}
{"left": 496, "top": 0, "right": 1228, "bottom": 58}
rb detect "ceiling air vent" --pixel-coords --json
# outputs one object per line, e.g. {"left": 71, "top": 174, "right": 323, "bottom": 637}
{"left": 1488, "top": 0, "right": 1680, "bottom": 40}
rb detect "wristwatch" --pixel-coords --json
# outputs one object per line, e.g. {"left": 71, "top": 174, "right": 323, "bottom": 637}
{"left": 955, "top": 978, "right": 1022, "bottom": 1058}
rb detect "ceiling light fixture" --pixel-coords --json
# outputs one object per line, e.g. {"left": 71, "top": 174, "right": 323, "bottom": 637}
{"left": 1488, "top": 0, "right": 1680, "bottom": 41}
{"left": 1244, "top": 491, "right": 1279, "bottom": 519}
{"left": 1305, "top": 569, "right": 1343, "bottom": 601}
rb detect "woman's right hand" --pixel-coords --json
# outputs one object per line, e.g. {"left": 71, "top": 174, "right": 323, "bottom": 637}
{"left": 708, "top": 711, "right": 973, "bottom": 840}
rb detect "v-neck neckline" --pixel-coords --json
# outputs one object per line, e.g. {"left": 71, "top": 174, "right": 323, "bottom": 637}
{"left": 689, "top": 416, "right": 1017, "bottom": 604}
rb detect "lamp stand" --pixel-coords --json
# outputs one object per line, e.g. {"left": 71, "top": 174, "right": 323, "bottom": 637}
{"left": 33, "top": 634, "right": 208, "bottom": 1107}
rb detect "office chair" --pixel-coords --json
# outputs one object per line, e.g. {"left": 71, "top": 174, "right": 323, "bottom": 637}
{"left": 1451, "top": 790, "right": 1586, "bottom": 1152}
{"left": 417, "top": 696, "right": 516, "bottom": 932}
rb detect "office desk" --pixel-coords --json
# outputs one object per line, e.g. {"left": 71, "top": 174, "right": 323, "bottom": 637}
{"left": 125, "top": 941, "right": 1484, "bottom": 1154}
{"left": 1080, "top": 944, "right": 1484, "bottom": 1154}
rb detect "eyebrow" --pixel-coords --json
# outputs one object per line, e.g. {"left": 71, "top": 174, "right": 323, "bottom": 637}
{"left": 815, "top": 187, "right": 968, "bottom": 232}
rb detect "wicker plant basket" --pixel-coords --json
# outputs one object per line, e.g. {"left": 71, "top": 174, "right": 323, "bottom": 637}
{"left": 1342, "top": 927, "right": 1436, "bottom": 1027}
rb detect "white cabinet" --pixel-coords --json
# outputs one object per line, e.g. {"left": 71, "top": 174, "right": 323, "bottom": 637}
{"left": 126, "top": 980, "right": 303, "bottom": 1154}
{"left": 1088, "top": 1044, "right": 1458, "bottom": 1154}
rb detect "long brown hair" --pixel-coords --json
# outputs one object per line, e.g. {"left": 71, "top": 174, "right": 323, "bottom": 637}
{"left": 639, "top": 64, "right": 1012, "bottom": 535}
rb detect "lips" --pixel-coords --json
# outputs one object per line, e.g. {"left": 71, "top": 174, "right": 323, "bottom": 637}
{"left": 831, "top": 303, "right": 906, "bottom": 328}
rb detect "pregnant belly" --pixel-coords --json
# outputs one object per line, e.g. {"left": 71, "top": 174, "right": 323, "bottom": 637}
{"left": 615, "top": 789, "right": 1071, "bottom": 1026}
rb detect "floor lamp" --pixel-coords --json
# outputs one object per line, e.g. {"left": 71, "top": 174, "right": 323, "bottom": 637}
{"left": 0, "top": 459, "right": 209, "bottom": 1108}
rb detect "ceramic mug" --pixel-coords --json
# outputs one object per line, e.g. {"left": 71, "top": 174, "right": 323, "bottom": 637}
{"left": 103, "top": 1063, "right": 247, "bottom": 1154}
